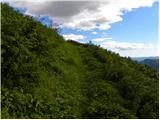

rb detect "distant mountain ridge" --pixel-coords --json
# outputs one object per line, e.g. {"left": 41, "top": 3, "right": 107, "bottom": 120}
{"left": 140, "top": 59, "right": 159, "bottom": 71}
{"left": 132, "top": 56, "right": 159, "bottom": 62}
{"left": 131, "top": 56, "right": 159, "bottom": 71}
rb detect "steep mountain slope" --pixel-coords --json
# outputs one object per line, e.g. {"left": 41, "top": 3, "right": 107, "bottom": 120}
{"left": 1, "top": 3, "right": 159, "bottom": 119}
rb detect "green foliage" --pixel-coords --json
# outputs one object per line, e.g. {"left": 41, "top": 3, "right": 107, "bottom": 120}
{"left": 1, "top": 3, "right": 159, "bottom": 119}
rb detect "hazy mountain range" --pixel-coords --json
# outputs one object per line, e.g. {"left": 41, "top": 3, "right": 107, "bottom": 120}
{"left": 132, "top": 56, "right": 159, "bottom": 71}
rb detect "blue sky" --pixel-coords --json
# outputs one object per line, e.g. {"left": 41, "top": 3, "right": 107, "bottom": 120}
{"left": 106, "top": 2, "right": 158, "bottom": 44}
{"left": 5, "top": 0, "right": 159, "bottom": 57}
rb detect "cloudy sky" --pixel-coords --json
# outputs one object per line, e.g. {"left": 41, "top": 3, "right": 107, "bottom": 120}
{"left": 4, "top": 0, "right": 159, "bottom": 57}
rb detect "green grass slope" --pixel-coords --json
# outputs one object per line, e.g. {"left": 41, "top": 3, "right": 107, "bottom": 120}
{"left": 1, "top": 3, "right": 159, "bottom": 119}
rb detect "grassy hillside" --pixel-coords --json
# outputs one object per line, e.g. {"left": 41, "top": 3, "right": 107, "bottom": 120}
{"left": 1, "top": 3, "right": 159, "bottom": 119}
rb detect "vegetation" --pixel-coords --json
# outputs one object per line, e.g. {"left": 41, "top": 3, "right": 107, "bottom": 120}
{"left": 1, "top": 3, "right": 159, "bottom": 119}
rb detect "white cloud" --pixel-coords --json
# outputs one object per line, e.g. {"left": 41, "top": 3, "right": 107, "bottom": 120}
{"left": 92, "top": 37, "right": 112, "bottom": 42}
{"left": 119, "top": 47, "right": 158, "bottom": 57}
{"left": 63, "top": 34, "right": 85, "bottom": 41}
{"left": 92, "top": 31, "right": 97, "bottom": 35}
{"left": 6, "top": 0, "right": 157, "bottom": 31}
{"left": 100, "top": 41, "right": 154, "bottom": 50}
{"left": 97, "top": 23, "right": 111, "bottom": 30}
{"left": 98, "top": 40, "right": 158, "bottom": 57}
{"left": 102, "top": 32, "right": 107, "bottom": 35}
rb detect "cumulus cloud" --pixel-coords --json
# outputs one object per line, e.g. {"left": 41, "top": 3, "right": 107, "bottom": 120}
{"left": 6, "top": 0, "right": 157, "bottom": 31}
{"left": 100, "top": 41, "right": 154, "bottom": 50}
{"left": 63, "top": 34, "right": 86, "bottom": 41}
